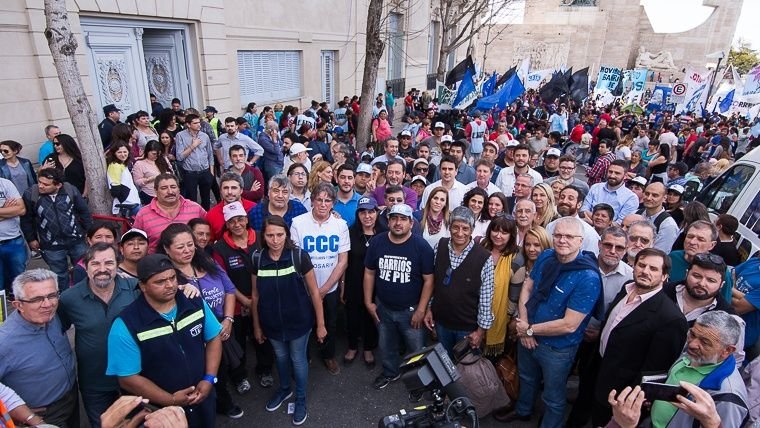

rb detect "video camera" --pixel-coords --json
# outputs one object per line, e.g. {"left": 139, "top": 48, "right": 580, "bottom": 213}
{"left": 378, "top": 343, "right": 478, "bottom": 428}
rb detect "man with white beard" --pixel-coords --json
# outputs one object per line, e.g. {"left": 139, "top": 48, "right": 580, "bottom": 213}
{"left": 623, "top": 220, "right": 655, "bottom": 267}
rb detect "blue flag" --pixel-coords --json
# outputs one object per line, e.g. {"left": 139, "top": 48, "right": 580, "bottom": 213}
{"left": 474, "top": 73, "right": 525, "bottom": 111}
{"left": 482, "top": 72, "right": 497, "bottom": 97}
{"left": 452, "top": 67, "right": 476, "bottom": 108}
{"left": 719, "top": 89, "right": 735, "bottom": 113}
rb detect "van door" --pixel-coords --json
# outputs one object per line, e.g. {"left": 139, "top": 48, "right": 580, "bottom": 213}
{"left": 697, "top": 163, "right": 760, "bottom": 262}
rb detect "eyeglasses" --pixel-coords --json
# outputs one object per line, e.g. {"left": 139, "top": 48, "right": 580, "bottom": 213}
{"left": 559, "top": 166, "right": 575, "bottom": 171}
{"left": 17, "top": 291, "right": 60, "bottom": 306}
{"left": 53, "top": 142, "right": 61, "bottom": 146}
{"left": 386, "top": 197, "right": 404, "bottom": 203}
{"left": 629, "top": 235, "right": 651, "bottom": 245}
{"left": 553, "top": 233, "right": 582, "bottom": 241}
{"left": 601, "top": 242, "right": 627, "bottom": 252}
{"left": 443, "top": 267, "right": 453, "bottom": 287}
{"left": 693, "top": 253, "right": 725, "bottom": 265}
{"left": 415, "top": 167, "right": 428, "bottom": 172}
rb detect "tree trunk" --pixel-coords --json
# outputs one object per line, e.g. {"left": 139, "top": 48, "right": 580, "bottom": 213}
{"left": 44, "top": 0, "right": 111, "bottom": 214}
{"left": 356, "top": 0, "right": 385, "bottom": 153}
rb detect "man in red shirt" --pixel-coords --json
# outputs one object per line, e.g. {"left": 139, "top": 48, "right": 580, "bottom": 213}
{"left": 206, "top": 172, "right": 256, "bottom": 242}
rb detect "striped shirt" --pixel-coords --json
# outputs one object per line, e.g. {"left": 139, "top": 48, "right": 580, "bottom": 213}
{"left": 133, "top": 197, "right": 207, "bottom": 253}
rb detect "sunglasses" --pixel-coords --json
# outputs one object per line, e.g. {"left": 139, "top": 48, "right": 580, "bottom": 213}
{"left": 693, "top": 253, "right": 725, "bottom": 265}
{"left": 443, "top": 267, "right": 452, "bottom": 287}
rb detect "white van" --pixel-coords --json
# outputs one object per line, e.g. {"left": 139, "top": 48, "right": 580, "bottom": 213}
{"left": 696, "top": 146, "right": 760, "bottom": 262}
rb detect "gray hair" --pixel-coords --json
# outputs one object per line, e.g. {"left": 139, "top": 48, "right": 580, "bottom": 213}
{"left": 514, "top": 198, "right": 536, "bottom": 214}
{"left": 12, "top": 268, "right": 58, "bottom": 300}
{"left": 554, "top": 216, "right": 584, "bottom": 237}
{"left": 601, "top": 225, "right": 628, "bottom": 244}
{"left": 516, "top": 173, "right": 535, "bottom": 186}
{"left": 629, "top": 220, "right": 656, "bottom": 238}
{"left": 450, "top": 206, "right": 475, "bottom": 229}
{"left": 220, "top": 171, "right": 244, "bottom": 189}
{"left": 313, "top": 182, "right": 337, "bottom": 201}
{"left": 333, "top": 143, "right": 350, "bottom": 157}
{"left": 686, "top": 220, "right": 719, "bottom": 242}
{"left": 268, "top": 174, "right": 289, "bottom": 191}
{"left": 266, "top": 120, "right": 279, "bottom": 132}
{"left": 694, "top": 311, "right": 741, "bottom": 348}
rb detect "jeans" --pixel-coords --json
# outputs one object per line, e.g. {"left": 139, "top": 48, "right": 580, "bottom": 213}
{"left": 0, "top": 236, "right": 27, "bottom": 293}
{"left": 270, "top": 330, "right": 311, "bottom": 402}
{"left": 515, "top": 341, "right": 579, "bottom": 428}
{"left": 377, "top": 300, "right": 425, "bottom": 377}
{"left": 318, "top": 291, "right": 339, "bottom": 360}
{"left": 81, "top": 389, "right": 119, "bottom": 428}
{"left": 42, "top": 241, "right": 87, "bottom": 291}
{"left": 435, "top": 324, "right": 472, "bottom": 359}
{"left": 180, "top": 169, "right": 214, "bottom": 210}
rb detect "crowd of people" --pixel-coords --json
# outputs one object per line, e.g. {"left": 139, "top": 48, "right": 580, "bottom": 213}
{"left": 0, "top": 87, "right": 759, "bottom": 428}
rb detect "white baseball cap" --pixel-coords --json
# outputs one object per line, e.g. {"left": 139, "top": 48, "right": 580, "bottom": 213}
{"left": 434, "top": 121, "right": 445, "bottom": 129}
{"left": 668, "top": 184, "right": 685, "bottom": 194}
{"left": 223, "top": 201, "right": 247, "bottom": 221}
{"left": 290, "top": 143, "right": 312, "bottom": 155}
{"left": 410, "top": 175, "right": 428, "bottom": 185}
{"left": 388, "top": 203, "right": 413, "bottom": 218}
{"left": 400, "top": 130, "right": 412, "bottom": 137}
{"left": 356, "top": 163, "right": 373, "bottom": 175}
{"left": 441, "top": 135, "right": 454, "bottom": 143}
{"left": 546, "top": 148, "right": 561, "bottom": 157}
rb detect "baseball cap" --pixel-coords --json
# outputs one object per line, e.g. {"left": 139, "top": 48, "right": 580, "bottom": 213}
{"left": 290, "top": 143, "right": 312, "bottom": 155}
{"left": 400, "top": 130, "right": 412, "bottom": 137}
{"left": 411, "top": 175, "right": 428, "bottom": 185}
{"left": 203, "top": 106, "right": 218, "bottom": 113}
{"left": 137, "top": 254, "right": 176, "bottom": 282}
{"left": 356, "top": 163, "right": 372, "bottom": 175}
{"left": 434, "top": 121, "right": 445, "bottom": 129}
{"left": 546, "top": 148, "right": 561, "bottom": 157}
{"left": 450, "top": 206, "right": 475, "bottom": 228}
{"left": 483, "top": 140, "right": 499, "bottom": 152}
{"left": 388, "top": 203, "right": 413, "bottom": 218}
{"left": 668, "top": 184, "right": 685, "bottom": 194}
{"left": 506, "top": 140, "right": 519, "bottom": 148}
{"left": 103, "top": 104, "right": 121, "bottom": 115}
{"left": 357, "top": 196, "right": 378, "bottom": 211}
{"left": 441, "top": 135, "right": 454, "bottom": 143}
{"left": 120, "top": 228, "right": 148, "bottom": 244}
{"left": 629, "top": 176, "right": 648, "bottom": 187}
{"left": 413, "top": 158, "right": 429, "bottom": 169}
{"left": 223, "top": 201, "right": 247, "bottom": 221}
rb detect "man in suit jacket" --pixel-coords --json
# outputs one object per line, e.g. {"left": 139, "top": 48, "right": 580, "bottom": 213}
{"left": 590, "top": 248, "right": 688, "bottom": 426}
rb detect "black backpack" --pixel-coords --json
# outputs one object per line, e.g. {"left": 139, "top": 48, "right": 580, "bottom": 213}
{"left": 636, "top": 208, "right": 671, "bottom": 233}
{"left": 251, "top": 248, "right": 309, "bottom": 294}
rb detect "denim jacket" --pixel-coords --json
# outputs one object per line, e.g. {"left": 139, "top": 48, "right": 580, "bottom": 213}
{"left": 0, "top": 157, "right": 37, "bottom": 189}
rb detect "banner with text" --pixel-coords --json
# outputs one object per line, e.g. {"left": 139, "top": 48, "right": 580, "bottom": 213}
{"left": 593, "top": 66, "right": 622, "bottom": 106}
{"left": 675, "top": 67, "right": 710, "bottom": 114}
{"left": 525, "top": 69, "right": 553, "bottom": 90}
{"left": 741, "top": 65, "right": 760, "bottom": 103}
{"left": 624, "top": 68, "right": 649, "bottom": 104}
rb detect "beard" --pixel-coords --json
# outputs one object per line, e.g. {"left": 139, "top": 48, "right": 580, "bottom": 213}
{"left": 92, "top": 274, "right": 114, "bottom": 289}
{"left": 686, "top": 284, "right": 719, "bottom": 301}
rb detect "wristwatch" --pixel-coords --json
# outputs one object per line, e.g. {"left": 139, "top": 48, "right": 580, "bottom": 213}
{"left": 526, "top": 325, "right": 534, "bottom": 337}
{"left": 202, "top": 374, "right": 218, "bottom": 384}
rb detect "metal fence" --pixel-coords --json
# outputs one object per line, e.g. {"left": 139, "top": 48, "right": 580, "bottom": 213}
{"left": 386, "top": 78, "right": 406, "bottom": 98}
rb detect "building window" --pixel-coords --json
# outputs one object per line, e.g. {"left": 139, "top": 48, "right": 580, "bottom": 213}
{"left": 428, "top": 21, "right": 441, "bottom": 75}
{"left": 321, "top": 51, "right": 336, "bottom": 108}
{"left": 237, "top": 51, "right": 301, "bottom": 105}
{"left": 387, "top": 13, "right": 405, "bottom": 80}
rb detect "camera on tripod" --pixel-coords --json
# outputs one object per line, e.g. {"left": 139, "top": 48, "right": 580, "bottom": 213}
{"left": 378, "top": 343, "right": 478, "bottom": 428}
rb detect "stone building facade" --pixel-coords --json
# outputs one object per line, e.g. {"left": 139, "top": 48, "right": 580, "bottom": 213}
{"left": 484, "top": 0, "right": 742, "bottom": 79}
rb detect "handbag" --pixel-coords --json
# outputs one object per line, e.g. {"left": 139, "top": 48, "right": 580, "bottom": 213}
{"left": 453, "top": 339, "right": 510, "bottom": 417}
{"left": 494, "top": 342, "right": 520, "bottom": 402}
{"left": 221, "top": 328, "right": 245, "bottom": 369}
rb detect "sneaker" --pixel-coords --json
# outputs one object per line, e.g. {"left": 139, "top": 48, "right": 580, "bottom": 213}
{"left": 30, "top": 250, "right": 42, "bottom": 260}
{"left": 236, "top": 379, "right": 251, "bottom": 395}
{"left": 265, "top": 390, "right": 293, "bottom": 412}
{"left": 226, "top": 405, "right": 244, "bottom": 419}
{"left": 373, "top": 373, "right": 400, "bottom": 390}
{"left": 292, "top": 401, "right": 308, "bottom": 426}
{"left": 259, "top": 373, "right": 274, "bottom": 388}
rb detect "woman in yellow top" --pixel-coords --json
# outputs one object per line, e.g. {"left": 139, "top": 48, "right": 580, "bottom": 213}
{"left": 106, "top": 142, "right": 141, "bottom": 216}
{"left": 479, "top": 215, "right": 521, "bottom": 357}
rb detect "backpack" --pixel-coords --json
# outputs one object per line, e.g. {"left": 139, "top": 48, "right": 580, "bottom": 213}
{"left": 636, "top": 208, "right": 671, "bottom": 233}
{"left": 251, "top": 248, "right": 309, "bottom": 294}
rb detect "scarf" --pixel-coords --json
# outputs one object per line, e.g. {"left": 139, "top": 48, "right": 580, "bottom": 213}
{"left": 427, "top": 212, "right": 444, "bottom": 235}
{"left": 485, "top": 253, "right": 515, "bottom": 356}
{"left": 525, "top": 250, "right": 601, "bottom": 319}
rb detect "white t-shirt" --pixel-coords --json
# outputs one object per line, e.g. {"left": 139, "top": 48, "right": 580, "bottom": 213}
{"left": 0, "top": 177, "right": 21, "bottom": 240}
{"left": 295, "top": 114, "right": 316, "bottom": 134}
{"left": 290, "top": 213, "right": 350, "bottom": 293}
{"left": 420, "top": 180, "right": 467, "bottom": 211}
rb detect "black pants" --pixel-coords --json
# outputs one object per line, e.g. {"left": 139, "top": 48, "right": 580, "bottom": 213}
{"left": 567, "top": 339, "right": 606, "bottom": 428}
{"left": 37, "top": 384, "right": 80, "bottom": 428}
{"left": 181, "top": 169, "right": 213, "bottom": 210}
{"left": 235, "top": 314, "right": 274, "bottom": 375}
{"left": 318, "top": 291, "right": 339, "bottom": 360}
{"left": 216, "top": 323, "right": 250, "bottom": 413}
{"left": 345, "top": 279, "right": 378, "bottom": 351}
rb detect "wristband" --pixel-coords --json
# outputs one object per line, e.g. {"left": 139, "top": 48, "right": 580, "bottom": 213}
{"left": 224, "top": 316, "right": 234, "bottom": 323}
{"left": 203, "top": 374, "right": 218, "bottom": 384}
{"left": 25, "top": 413, "right": 38, "bottom": 423}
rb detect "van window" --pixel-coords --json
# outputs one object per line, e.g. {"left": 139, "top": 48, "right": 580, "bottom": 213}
{"left": 740, "top": 186, "right": 760, "bottom": 237}
{"left": 698, "top": 164, "right": 755, "bottom": 214}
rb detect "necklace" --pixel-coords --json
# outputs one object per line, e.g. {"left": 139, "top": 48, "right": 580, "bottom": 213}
{"left": 362, "top": 233, "right": 374, "bottom": 247}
